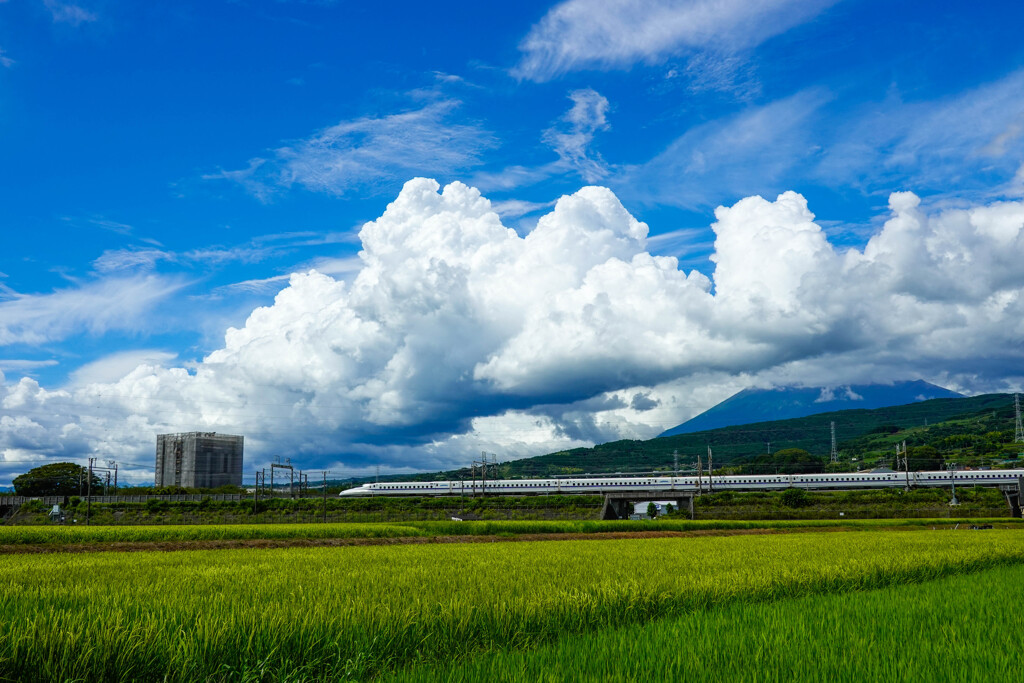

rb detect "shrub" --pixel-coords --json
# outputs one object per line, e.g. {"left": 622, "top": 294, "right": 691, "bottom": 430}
{"left": 781, "top": 488, "right": 810, "bottom": 508}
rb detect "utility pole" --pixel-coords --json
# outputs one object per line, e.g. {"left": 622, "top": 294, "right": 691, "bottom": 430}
{"left": 707, "top": 446, "right": 714, "bottom": 493}
{"left": 948, "top": 463, "right": 959, "bottom": 506}
{"left": 696, "top": 453, "right": 703, "bottom": 494}
{"left": 86, "top": 457, "right": 94, "bottom": 526}
{"left": 270, "top": 461, "right": 295, "bottom": 500}
{"left": 322, "top": 471, "right": 328, "bottom": 523}
{"left": 897, "top": 441, "right": 909, "bottom": 490}
{"left": 472, "top": 452, "right": 494, "bottom": 498}
{"left": 1015, "top": 394, "right": 1023, "bottom": 443}
{"left": 830, "top": 422, "right": 838, "bottom": 464}
{"left": 673, "top": 450, "right": 679, "bottom": 477}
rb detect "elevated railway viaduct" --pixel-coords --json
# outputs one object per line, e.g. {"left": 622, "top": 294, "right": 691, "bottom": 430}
{"left": 340, "top": 470, "right": 1024, "bottom": 520}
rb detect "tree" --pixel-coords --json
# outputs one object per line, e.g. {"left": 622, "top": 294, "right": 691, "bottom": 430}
{"left": 647, "top": 502, "right": 658, "bottom": 518}
{"left": 739, "top": 448, "right": 825, "bottom": 475}
{"left": 907, "top": 445, "right": 944, "bottom": 472}
{"left": 869, "top": 424, "right": 901, "bottom": 435}
{"left": 12, "top": 462, "right": 100, "bottom": 497}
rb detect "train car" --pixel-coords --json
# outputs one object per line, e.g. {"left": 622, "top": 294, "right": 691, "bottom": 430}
{"left": 339, "top": 469, "right": 1024, "bottom": 496}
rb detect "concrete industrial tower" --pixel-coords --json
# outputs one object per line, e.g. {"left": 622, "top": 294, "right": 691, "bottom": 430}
{"left": 155, "top": 432, "right": 244, "bottom": 488}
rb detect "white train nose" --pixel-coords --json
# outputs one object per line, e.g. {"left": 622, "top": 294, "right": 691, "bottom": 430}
{"left": 338, "top": 486, "right": 369, "bottom": 497}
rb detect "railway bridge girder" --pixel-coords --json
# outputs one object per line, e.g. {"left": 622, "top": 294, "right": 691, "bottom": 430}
{"left": 601, "top": 490, "right": 696, "bottom": 520}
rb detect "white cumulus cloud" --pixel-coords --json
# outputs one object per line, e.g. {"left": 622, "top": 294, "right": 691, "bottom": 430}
{"left": 2, "top": 179, "right": 1024, "bottom": 483}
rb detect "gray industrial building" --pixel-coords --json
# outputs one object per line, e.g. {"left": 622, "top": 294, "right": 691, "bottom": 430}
{"left": 155, "top": 432, "right": 244, "bottom": 488}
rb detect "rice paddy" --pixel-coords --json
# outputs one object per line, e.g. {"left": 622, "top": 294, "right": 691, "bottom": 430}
{"left": 1, "top": 516, "right": 1020, "bottom": 547}
{"left": 1, "top": 529, "right": 1022, "bottom": 681}
{"left": 393, "top": 558, "right": 1024, "bottom": 682}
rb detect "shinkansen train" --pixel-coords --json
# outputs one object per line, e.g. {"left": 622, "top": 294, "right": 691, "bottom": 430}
{"left": 340, "top": 468, "right": 1024, "bottom": 497}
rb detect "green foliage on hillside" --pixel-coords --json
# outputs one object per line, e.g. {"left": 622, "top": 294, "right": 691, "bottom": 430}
{"left": 736, "top": 449, "right": 824, "bottom": 474}
{"left": 437, "top": 393, "right": 1020, "bottom": 477}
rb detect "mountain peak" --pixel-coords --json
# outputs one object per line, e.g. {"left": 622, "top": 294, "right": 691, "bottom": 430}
{"left": 659, "top": 380, "right": 963, "bottom": 437}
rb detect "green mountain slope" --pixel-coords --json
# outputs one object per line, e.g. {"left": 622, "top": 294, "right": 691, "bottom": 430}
{"left": 463, "top": 393, "right": 1018, "bottom": 478}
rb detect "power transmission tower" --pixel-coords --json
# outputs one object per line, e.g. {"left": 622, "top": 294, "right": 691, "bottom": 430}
{"left": 673, "top": 450, "right": 679, "bottom": 476}
{"left": 1015, "top": 394, "right": 1023, "bottom": 443}
{"left": 830, "top": 421, "right": 838, "bottom": 463}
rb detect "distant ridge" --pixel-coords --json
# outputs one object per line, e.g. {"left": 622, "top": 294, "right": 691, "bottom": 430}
{"left": 659, "top": 380, "right": 962, "bottom": 437}
{"left": 405, "top": 392, "right": 1014, "bottom": 479}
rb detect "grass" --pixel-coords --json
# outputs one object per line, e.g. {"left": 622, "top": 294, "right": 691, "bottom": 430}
{"left": 1, "top": 517, "right": 1023, "bottom": 546}
{"left": 5, "top": 495, "right": 606, "bottom": 526}
{"left": 393, "top": 559, "right": 1024, "bottom": 682}
{"left": 0, "top": 521, "right": 429, "bottom": 545}
{"left": 1, "top": 530, "right": 1024, "bottom": 681}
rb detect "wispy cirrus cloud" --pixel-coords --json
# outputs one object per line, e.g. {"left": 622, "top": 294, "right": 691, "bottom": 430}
{"left": 619, "top": 66, "right": 1024, "bottom": 212}
{"left": 542, "top": 88, "right": 610, "bottom": 182}
{"left": 0, "top": 359, "right": 58, "bottom": 373}
{"left": 91, "top": 227, "right": 356, "bottom": 275}
{"left": 68, "top": 349, "right": 177, "bottom": 387}
{"left": 515, "top": 0, "right": 839, "bottom": 81}
{"left": 205, "top": 99, "right": 496, "bottom": 200}
{"left": 211, "top": 256, "right": 362, "bottom": 296}
{"left": 91, "top": 246, "right": 282, "bottom": 274}
{"left": 0, "top": 275, "right": 188, "bottom": 346}
{"left": 473, "top": 88, "right": 612, "bottom": 193}
{"left": 819, "top": 67, "right": 1024, "bottom": 195}
{"left": 43, "top": 0, "right": 97, "bottom": 26}
{"left": 618, "top": 88, "right": 830, "bottom": 209}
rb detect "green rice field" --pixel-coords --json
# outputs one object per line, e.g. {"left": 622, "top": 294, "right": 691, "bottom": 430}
{"left": 1, "top": 516, "right": 1021, "bottom": 546}
{"left": 394, "top": 558, "right": 1024, "bottom": 682}
{"left": 1, "top": 530, "right": 1023, "bottom": 681}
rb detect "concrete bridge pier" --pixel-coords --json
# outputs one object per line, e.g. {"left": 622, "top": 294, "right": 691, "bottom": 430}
{"left": 601, "top": 490, "right": 695, "bottom": 520}
{"left": 1002, "top": 477, "right": 1023, "bottom": 518}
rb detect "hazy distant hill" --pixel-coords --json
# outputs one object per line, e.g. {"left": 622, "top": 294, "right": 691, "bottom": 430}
{"left": 659, "top": 380, "right": 962, "bottom": 437}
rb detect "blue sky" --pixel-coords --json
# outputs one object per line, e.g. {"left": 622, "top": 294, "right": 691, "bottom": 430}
{"left": 2, "top": 0, "right": 1024, "bottom": 484}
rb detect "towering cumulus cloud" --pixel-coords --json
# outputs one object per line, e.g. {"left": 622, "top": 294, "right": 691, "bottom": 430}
{"left": 3, "top": 180, "right": 1024, "bottom": 478}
